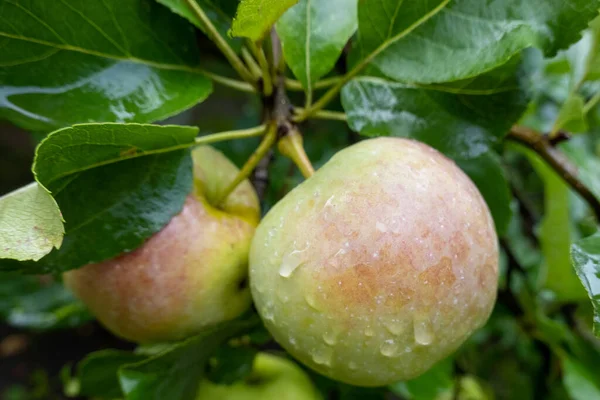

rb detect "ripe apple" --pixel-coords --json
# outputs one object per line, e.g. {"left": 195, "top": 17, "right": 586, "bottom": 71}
{"left": 63, "top": 146, "right": 260, "bottom": 343}
{"left": 250, "top": 138, "right": 498, "bottom": 386}
{"left": 196, "top": 352, "right": 321, "bottom": 400}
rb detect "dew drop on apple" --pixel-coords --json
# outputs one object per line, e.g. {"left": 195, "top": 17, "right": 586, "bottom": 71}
{"left": 322, "top": 330, "right": 338, "bottom": 346}
{"left": 348, "top": 361, "right": 358, "bottom": 371}
{"left": 278, "top": 248, "right": 308, "bottom": 278}
{"left": 413, "top": 315, "right": 435, "bottom": 345}
{"left": 311, "top": 346, "right": 333, "bottom": 366}
{"left": 379, "top": 339, "right": 399, "bottom": 357}
{"left": 383, "top": 318, "right": 404, "bottom": 335}
{"left": 364, "top": 326, "right": 375, "bottom": 337}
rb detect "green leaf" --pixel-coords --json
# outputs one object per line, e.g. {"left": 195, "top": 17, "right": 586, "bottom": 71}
{"left": 0, "top": 0, "right": 212, "bottom": 131}
{"left": 276, "top": 0, "right": 357, "bottom": 89}
{"left": 561, "top": 355, "right": 600, "bottom": 400}
{"left": 33, "top": 123, "right": 199, "bottom": 190}
{"left": 528, "top": 150, "right": 587, "bottom": 301}
{"left": 341, "top": 58, "right": 530, "bottom": 160}
{"left": 119, "top": 315, "right": 259, "bottom": 400}
{"left": 0, "top": 183, "right": 64, "bottom": 261}
{"left": 552, "top": 94, "right": 588, "bottom": 133}
{"left": 351, "top": 0, "right": 600, "bottom": 84}
{"left": 231, "top": 0, "right": 298, "bottom": 41}
{"left": 457, "top": 153, "right": 512, "bottom": 236}
{"left": 156, "top": 0, "right": 242, "bottom": 51}
{"left": 389, "top": 357, "right": 454, "bottom": 400}
{"left": 77, "top": 350, "right": 147, "bottom": 398}
{"left": 8, "top": 150, "right": 193, "bottom": 274}
{"left": 0, "top": 272, "right": 91, "bottom": 330}
{"left": 571, "top": 232, "right": 600, "bottom": 336}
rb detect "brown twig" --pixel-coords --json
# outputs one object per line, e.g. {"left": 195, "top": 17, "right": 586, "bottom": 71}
{"left": 507, "top": 125, "right": 600, "bottom": 221}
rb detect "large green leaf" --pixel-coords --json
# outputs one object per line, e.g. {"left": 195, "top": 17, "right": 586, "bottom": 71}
{"left": 341, "top": 59, "right": 530, "bottom": 160}
{"left": 3, "top": 150, "right": 193, "bottom": 274}
{"left": 156, "top": 0, "right": 242, "bottom": 51}
{"left": 33, "top": 123, "right": 199, "bottom": 190}
{"left": 571, "top": 232, "right": 600, "bottom": 336}
{"left": 276, "top": 0, "right": 357, "bottom": 89}
{"left": 351, "top": 0, "right": 600, "bottom": 84}
{"left": 528, "top": 150, "right": 588, "bottom": 301}
{"left": 0, "top": 183, "right": 64, "bottom": 261}
{"left": 0, "top": 0, "right": 212, "bottom": 131}
{"left": 561, "top": 355, "right": 600, "bottom": 399}
{"left": 230, "top": 0, "right": 298, "bottom": 41}
{"left": 119, "top": 315, "right": 259, "bottom": 400}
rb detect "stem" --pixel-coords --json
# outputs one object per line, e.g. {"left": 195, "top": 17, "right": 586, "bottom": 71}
{"left": 583, "top": 91, "right": 600, "bottom": 115}
{"left": 249, "top": 42, "right": 273, "bottom": 96}
{"left": 293, "top": 109, "right": 347, "bottom": 122}
{"left": 201, "top": 70, "right": 255, "bottom": 93}
{"left": 241, "top": 47, "right": 263, "bottom": 79}
{"left": 285, "top": 76, "right": 342, "bottom": 91}
{"left": 278, "top": 128, "right": 315, "bottom": 178}
{"left": 184, "top": 0, "right": 255, "bottom": 85}
{"left": 194, "top": 125, "right": 267, "bottom": 146}
{"left": 217, "top": 124, "right": 278, "bottom": 205}
{"left": 508, "top": 126, "right": 600, "bottom": 221}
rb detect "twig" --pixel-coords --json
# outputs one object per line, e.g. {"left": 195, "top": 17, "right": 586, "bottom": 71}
{"left": 194, "top": 125, "right": 266, "bottom": 146}
{"left": 241, "top": 47, "right": 263, "bottom": 79}
{"left": 184, "top": 0, "right": 256, "bottom": 85}
{"left": 293, "top": 109, "right": 347, "bottom": 122}
{"left": 248, "top": 42, "right": 273, "bottom": 96}
{"left": 508, "top": 125, "right": 600, "bottom": 221}
{"left": 285, "top": 77, "right": 343, "bottom": 91}
{"left": 200, "top": 70, "right": 256, "bottom": 93}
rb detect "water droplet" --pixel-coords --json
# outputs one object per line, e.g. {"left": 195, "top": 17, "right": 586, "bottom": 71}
{"left": 262, "top": 306, "right": 274, "bottom": 322}
{"left": 364, "top": 326, "right": 374, "bottom": 337}
{"left": 322, "top": 330, "right": 338, "bottom": 346}
{"left": 372, "top": 252, "right": 379, "bottom": 259}
{"left": 349, "top": 361, "right": 358, "bottom": 370}
{"left": 413, "top": 316, "right": 435, "bottom": 346}
{"left": 311, "top": 346, "right": 333, "bottom": 366}
{"left": 304, "top": 292, "right": 321, "bottom": 311}
{"left": 376, "top": 222, "right": 387, "bottom": 232}
{"left": 279, "top": 248, "right": 308, "bottom": 278}
{"left": 277, "top": 290, "right": 289, "bottom": 303}
{"left": 383, "top": 318, "right": 404, "bottom": 335}
{"left": 380, "top": 339, "right": 399, "bottom": 357}
{"left": 289, "top": 337, "right": 297, "bottom": 346}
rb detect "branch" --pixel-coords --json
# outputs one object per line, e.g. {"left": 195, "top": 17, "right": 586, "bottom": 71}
{"left": 241, "top": 47, "right": 263, "bottom": 79}
{"left": 184, "top": 0, "right": 256, "bottom": 85}
{"left": 508, "top": 126, "right": 600, "bottom": 221}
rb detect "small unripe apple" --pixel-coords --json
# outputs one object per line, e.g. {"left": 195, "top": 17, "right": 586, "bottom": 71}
{"left": 196, "top": 352, "right": 321, "bottom": 400}
{"left": 250, "top": 138, "right": 498, "bottom": 387}
{"left": 64, "top": 146, "right": 260, "bottom": 343}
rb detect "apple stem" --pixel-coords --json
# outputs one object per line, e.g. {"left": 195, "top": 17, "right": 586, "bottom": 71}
{"left": 216, "top": 124, "right": 278, "bottom": 205}
{"left": 278, "top": 128, "right": 315, "bottom": 179}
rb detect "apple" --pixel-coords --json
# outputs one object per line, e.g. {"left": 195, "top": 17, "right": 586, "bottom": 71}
{"left": 63, "top": 146, "right": 260, "bottom": 343}
{"left": 249, "top": 137, "right": 498, "bottom": 386}
{"left": 196, "top": 352, "right": 321, "bottom": 400}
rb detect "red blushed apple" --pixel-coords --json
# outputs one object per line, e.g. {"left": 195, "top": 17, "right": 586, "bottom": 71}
{"left": 64, "top": 146, "right": 260, "bottom": 343}
{"left": 250, "top": 138, "right": 498, "bottom": 386}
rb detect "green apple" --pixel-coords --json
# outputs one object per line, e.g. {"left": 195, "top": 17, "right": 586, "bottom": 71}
{"left": 250, "top": 138, "right": 498, "bottom": 386}
{"left": 196, "top": 352, "right": 321, "bottom": 400}
{"left": 63, "top": 146, "right": 260, "bottom": 343}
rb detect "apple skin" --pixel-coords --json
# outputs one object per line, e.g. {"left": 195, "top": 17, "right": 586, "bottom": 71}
{"left": 249, "top": 138, "right": 498, "bottom": 387}
{"left": 196, "top": 352, "right": 321, "bottom": 400}
{"left": 63, "top": 146, "right": 260, "bottom": 343}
